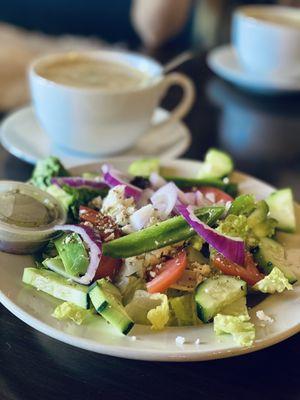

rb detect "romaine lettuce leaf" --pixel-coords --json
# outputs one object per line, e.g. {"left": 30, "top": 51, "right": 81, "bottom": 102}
{"left": 220, "top": 296, "right": 248, "bottom": 317}
{"left": 253, "top": 267, "right": 293, "bottom": 294}
{"left": 125, "top": 290, "right": 169, "bottom": 329}
{"left": 52, "top": 302, "right": 93, "bottom": 325}
{"left": 169, "top": 294, "right": 199, "bottom": 326}
{"left": 218, "top": 214, "right": 272, "bottom": 248}
{"left": 214, "top": 314, "right": 255, "bottom": 347}
{"left": 218, "top": 214, "right": 252, "bottom": 239}
{"left": 62, "top": 185, "right": 106, "bottom": 219}
{"left": 214, "top": 297, "right": 255, "bottom": 347}
{"left": 115, "top": 275, "right": 146, "bottom": 305}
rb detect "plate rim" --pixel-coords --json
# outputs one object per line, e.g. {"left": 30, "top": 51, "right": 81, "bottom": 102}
{"left": 1, "top": 288, "right": 299, "bottom": 362}
{"left": 0, "top": 157, "right": 299, "bottom": 361}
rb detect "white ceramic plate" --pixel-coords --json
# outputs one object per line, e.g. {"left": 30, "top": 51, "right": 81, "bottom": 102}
{"left": 0, "top": 158, "right": 299, "bottom": 361}
{"left": 207, "top": 45, "right": 300, "bottom": 95}
{"left": 0, "top": 106, "right": 191, "bottom": 167}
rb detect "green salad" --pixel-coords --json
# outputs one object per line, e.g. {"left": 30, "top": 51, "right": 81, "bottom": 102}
{"left": 22, "top": 149, "right": 298, "bottom": 347}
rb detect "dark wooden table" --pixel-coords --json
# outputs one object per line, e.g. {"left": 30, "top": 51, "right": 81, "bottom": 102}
{"left": 1, "top": 52, "right": 300, "bottom": 400}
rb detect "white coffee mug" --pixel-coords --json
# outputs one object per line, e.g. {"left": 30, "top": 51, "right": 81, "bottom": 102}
{"left": 232, "top": 5, "right": 300, "bottom": 77}
{"left": 29, "top": 50, "right": 195, "bottom": 156}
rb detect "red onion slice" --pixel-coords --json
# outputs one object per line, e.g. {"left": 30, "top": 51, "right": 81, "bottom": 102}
{"left": 102, "top": 164, "right": 142, "bottom": 201}
{"left": 53, "top": 224, "right": 102, "bottom": 285}
{"left": 177, "top": 204, "right": 245, "bottom": 265}
{"left": 51, "top": 177, "right": 108, "bottom": 191}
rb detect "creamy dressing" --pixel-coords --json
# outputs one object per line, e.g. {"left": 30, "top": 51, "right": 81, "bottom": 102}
{"left": 0, "top": 190, "right": 56, "bottom": 228}
{"left": 36, "top": 56, "right": 149, "bottom": 89}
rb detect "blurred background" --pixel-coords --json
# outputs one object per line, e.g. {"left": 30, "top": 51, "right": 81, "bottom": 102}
{"left": 0, "top": 0, "right": 299, "bottom": 198}
{"left": 0, "top": 0, "right": 299, "bottom": 111}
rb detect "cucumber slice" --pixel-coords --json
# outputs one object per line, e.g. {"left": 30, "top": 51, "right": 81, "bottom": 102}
{"left": 254, "top": 237, "right": 297, "bottom": 284}
{"left": 229, "top": 194, "right": 256, "bottom": 216}
{"left": 197, "top": 148, "right": 234, "bottom": 179}
{"left": 22, "top": 267, "right": 89, "bottom": 309}
{"left": 89, "top": 279, "right": 134, "bottom": 335}
{"left": 266, "top": 188, "right": 296, "bottom": 233}
{"left": 195, "top": 275, "right": 247, "bottom": 323}
{"left": 128, "top": 158, "right": 159, "bottom": 177}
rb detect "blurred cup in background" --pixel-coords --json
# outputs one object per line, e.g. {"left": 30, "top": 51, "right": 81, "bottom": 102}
{"left": 29, "top": 50, "right": 195, "bottom": 156}
{"left": 232, "top": 5, "right": 300, "bottom": 77}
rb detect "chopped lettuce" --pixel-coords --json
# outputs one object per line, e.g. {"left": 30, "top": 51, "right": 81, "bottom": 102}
{"left": 30, "top": 156, "right": 69, "bottom": 189}
{"left": 147, "top": 294, "right": 170, "bottom": 330}
{"left": 253, "top": 267, "right": 293, "bottom": 294}
{"left": 218, "top": 214, "right": 258, "bottom": 247}
{"left": 218, "top": 212, "right": 276, "bottom": 248}
{"left": 52, "top": 302, "right": 93, "bottom": 325}
{"left": 46, "top": 184, "right": 74, "bottom": 211}
{"left": 61, "top": 185, "right": 107, "bottom": 220}
{"left": 125, "top": 290, "right": 169, "bottom": 330}
{"left": 220, "top": 296, "right": 248, "bottom": 317}
{"left": 214, "top": 297, "right": 255, "bottom": 347}
{"left": 214, "top": 314, "right": 255, "bottom": 347}
{"left": 187, "top": 246, "right": 208, "bottom": 264}
{"left": 251, "top": 219, "right": 277, "bottom": 240}
{"left": 223, "top": 198, "right": 277, "bottom": 248}
{"left": 115, "top": 275, "right": 146, "bottom": 305}
{"left": 128, "top": 158, "right": 160, "bottom": 177}
{"left": 189, "top": 236, "right": 204, "bottom": 251}
{"left": 169, "top": 294, "right": 199, "bottom": 326}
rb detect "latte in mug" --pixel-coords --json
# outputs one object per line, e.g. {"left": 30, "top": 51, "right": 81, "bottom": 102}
{"left": 232, "top": 5, "right": 300, "bottom": 76}
{"left": 30, "top": 50, "right": 195, "bottom": 156}
{"left": 35, "top": 54, "right": 149, "bottom": 90}
{"left": 244, "top": 8, "right": 300, "bottom": 29}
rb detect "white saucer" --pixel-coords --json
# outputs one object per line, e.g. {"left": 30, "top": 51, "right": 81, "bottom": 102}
{"left": 0, "top": 106, "right": 191, "bottom": 167}
{"left": 207, "top": 45, "right": 300, "bottom": 95}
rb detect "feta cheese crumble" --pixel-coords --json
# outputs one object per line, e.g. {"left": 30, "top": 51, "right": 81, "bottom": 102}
{"left": 175, "top": 336, "right": 185, "bottom": 346}
{"left": 101, "top": 185, "right": 135, "bottom": 226}
{"left": 131, "top": 336, "right": 137, "bottom": 341}
{"left": 256, "top": 310, "right": 274, "bottom": 324}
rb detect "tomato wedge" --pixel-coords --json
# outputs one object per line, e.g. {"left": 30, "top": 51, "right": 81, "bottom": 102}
{"left": 94, "top": 255, "right": 121, "bottom": 281}
{"left": 212, "top": 251, "right": 264, "bottom": 286}
{"left": 146, "top": 250, "right": 187, "bottom": 294}
{"left": 199, "top": 187, "right": 234, "bottom": 203}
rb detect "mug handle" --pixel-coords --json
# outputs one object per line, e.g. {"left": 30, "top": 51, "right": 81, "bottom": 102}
{"left": 152, "top": 72, "right": 195, "bottom": 129}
